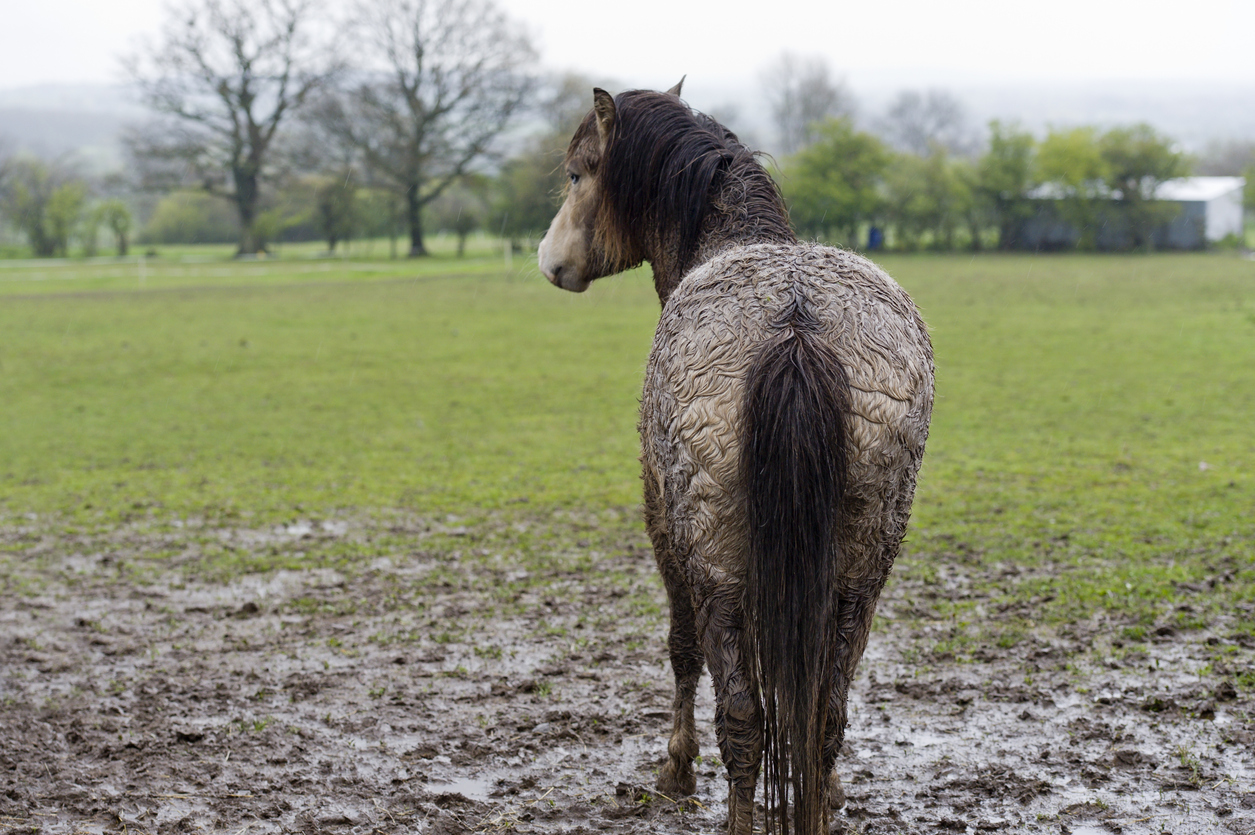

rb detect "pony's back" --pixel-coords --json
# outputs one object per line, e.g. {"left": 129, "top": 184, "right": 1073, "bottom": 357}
{"left": 642, "top": 241, "right": 932, "bottom": 576}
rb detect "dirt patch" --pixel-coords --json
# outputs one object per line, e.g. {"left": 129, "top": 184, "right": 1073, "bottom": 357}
{"left": 2, "top": 513, "right": 1253, "bottom": 834}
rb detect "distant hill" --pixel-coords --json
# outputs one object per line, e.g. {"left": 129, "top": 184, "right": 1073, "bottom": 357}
{"left": 0, "top": 83, "right": 146, "bottom": 173}
{"left": 938, "top": 79, "right": 1255, "bottom": 151}
{"left": 3, "top": 77, "right": 1253, "bottom": 177}
{"left": 677, "top": 75, "right": 1255, "bottom": 157}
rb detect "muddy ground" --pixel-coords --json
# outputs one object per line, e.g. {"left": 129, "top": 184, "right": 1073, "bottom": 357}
{"left": 2, "top": 510, "right": 1253, "bottom": 834}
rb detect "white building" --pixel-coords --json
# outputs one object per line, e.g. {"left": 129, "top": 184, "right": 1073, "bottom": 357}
{"left": 1153, "top": 177, "right": 1246, "bottom": 247}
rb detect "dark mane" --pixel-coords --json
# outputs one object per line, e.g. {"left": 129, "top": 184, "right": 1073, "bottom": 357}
{"left": 569, "top": 90, "right": 795, "bottom": 281}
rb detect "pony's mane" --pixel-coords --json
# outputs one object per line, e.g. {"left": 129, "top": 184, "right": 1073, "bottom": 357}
{"left": 568, "top": 90, "right": 794, "bottom": 275}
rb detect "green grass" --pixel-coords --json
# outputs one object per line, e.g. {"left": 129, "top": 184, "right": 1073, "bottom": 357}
{"left": 1, "top": 241, "right": 654, "bottom": 525}
{"left": 1, "top": 248, "right": 1253, "bottom": 634}
{"left": 881, "top": 254, "right": 1255, "bottom": 624}
{"left": 893, "top": 254, "right": 1254, "bottom": 552}
{"left": 0, "top": 234, "right": 513, "bottom": 298}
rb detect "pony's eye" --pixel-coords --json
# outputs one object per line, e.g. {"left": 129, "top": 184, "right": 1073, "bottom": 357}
{"left": 569, "top": 173, "right": 580, "bottom": 185}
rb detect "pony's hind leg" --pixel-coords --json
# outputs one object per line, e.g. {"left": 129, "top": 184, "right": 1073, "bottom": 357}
{"left": 702, "top": 590, "right": 761, "bottom": 835}
{"left": 825, "top": 479, "right": 919, "bottom": 803}
{"left": 822, "top": 578, "right": 887, "bottom": 808}
{"left": 645, "top": 477, "right": 703, "bottom": 797}
{"left": 656, "top": 556, "right": 703, "bottom": 797}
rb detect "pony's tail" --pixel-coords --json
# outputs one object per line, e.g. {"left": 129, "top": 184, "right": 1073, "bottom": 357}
{"left": 740, "top": 300, "right": 850, "bottom": 835}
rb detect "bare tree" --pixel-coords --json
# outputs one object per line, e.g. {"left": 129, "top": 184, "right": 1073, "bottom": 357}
{"left": 879, "top": 89, "right": 975, "bottom": 157}
{"left": 308, "top": 0, "right": 537, "bottom": 257}
{"left": 124, "top": 0, "right": 340, "bottom": 255}
{"left": 0, "top": 138, "right": 12, "bottom": 191}
{"left": 539, "top": 71, "right": 615, "bottom": 139}
{"left": 760, "top": 53, "right": 855, "bottom": 156}
{"left": 1195, "top": 139, "right": 1255, "bottom": 176}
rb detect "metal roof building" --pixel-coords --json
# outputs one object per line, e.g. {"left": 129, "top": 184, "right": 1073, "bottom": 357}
{"left": 1153, "top": 176, "right": 1245, "bottom": 246}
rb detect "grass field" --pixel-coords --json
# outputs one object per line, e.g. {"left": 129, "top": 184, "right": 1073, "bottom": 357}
{"left": 2, "top": 247, "right": 1253, "bottom": 629}
{"left": 3, "top": 246, "right": 1254, "bottom": 833}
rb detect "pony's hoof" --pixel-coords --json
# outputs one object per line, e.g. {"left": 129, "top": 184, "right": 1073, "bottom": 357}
{"left": 828, "top": 771, "right": 846, "bottom": 809}
{"left": 656, "top": 761, "right": 697, "bottom": 796}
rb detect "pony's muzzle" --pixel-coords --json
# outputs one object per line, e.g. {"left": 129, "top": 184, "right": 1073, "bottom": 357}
{"left": 547, "top": 266, "right": 590, "bottom": 293}
{"left": 538, "top": 243, "right": 589, "bottom": 293}
{"left": 538, "top": 223, "right": 591, "bottom": 292}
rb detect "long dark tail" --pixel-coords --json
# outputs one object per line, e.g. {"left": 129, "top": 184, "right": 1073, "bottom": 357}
{"left": 741, "top": 300, "right": 850, "bottom": 835}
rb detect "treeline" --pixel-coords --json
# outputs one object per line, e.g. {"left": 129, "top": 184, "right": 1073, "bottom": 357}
{"left": 778, "top": 119, "right": 1245, "bottom": 252}
{"left": 0, "top": 156, "right": 133, "bottom": 257}
{"left": 0, "top": 4, "right": 1253, "bottom": 259}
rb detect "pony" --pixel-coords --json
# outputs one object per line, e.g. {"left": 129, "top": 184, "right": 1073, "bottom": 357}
{"left": 538, "top": 81, "right": 934, "bottom": 835}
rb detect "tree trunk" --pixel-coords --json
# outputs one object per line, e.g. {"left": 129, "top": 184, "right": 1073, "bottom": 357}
{"left": 234, "top": 167, "right": 261, "bottom": 256}
{"left": 997, "top": 212, "right": 1019, "bottom": 251}
{"left": 406, "top": 183, "right": 427, "bottom": 257}
{"left": 117, "top": 232, "right": 129, "bottom": 257}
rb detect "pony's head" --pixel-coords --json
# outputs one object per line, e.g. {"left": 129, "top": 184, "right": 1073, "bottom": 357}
{"left": 538, "top": 80, "right": 684, "bottom": 292}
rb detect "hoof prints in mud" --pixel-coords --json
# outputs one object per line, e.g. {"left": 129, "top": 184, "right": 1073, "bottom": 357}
{"left": 2, "top": 514, "right": 1254, "bottom": 834}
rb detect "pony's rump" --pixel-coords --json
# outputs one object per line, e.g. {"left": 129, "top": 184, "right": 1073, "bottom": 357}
{"left": 740, "top": 298, "right": 851, "bottom": 835}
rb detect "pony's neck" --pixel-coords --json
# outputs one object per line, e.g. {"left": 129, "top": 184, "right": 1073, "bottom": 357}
{"left": 647, "top": 228, "right": 743, "bottom": 305}
{"left": 646, "top": 170, "right": 797, "bottom": 306}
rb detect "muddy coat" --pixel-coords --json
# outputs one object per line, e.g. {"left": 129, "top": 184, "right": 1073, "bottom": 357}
{"left": 643, "top": 242, "right": 931, "bottom": 596}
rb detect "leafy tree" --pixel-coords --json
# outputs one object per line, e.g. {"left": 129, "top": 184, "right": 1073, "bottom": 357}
{"left": 125, "top": 0, "right": 341, "bottom": 255}
{"left": 880, "top": 153, "right": 932, "bottom": 250}
{"left": 1, "top": 158, "right": 87, "bottom": 257}
{"left": 1099, "top": 124, "right": 1187, "bottom": 249}
{"left": 760, "top": 53, "right": 855, "bottom": 155}
{"left": 1037, "top": 127, "right": 1110, "bottom": 249}
{"left": 251, "top": 205, "right": 304, "bottom": 251}
{"left": 879, "top": 149, "right": 976, "bottom": 251}
{"left": 978, "top": 121, "right": 1038, "bottom": 250}
{"left": 779, "top": 117, "right": 889, "bottom": 247}
{"left": 493, "top": 151, "right": 562, "bottom": 247}
{"left": 428, "top": 178, "right": 488, "bottom": 256}
{"left": 950, "top": 157, "right": 991, "bottom": 251}
{"left": 309, "top": 0, "right": 536, "bottom": 257}
{"left": 95, "top": 200, "right": 133, "bottom": 256}
{"left": 315, "top": 175, "right": 358, "bottom": 252}
{"left": 357, "top": 188, "right": 406, "bottom": 257}
{"left": 917, "top": 147, "right": 969, "bottom": 250}
{"left": 140, "top": 190, "right": 239, "bottom": 244}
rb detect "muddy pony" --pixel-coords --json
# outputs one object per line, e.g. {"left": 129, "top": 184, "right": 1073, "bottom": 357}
{"left": 538, "top": 81, "right": 934, "bottom": 835}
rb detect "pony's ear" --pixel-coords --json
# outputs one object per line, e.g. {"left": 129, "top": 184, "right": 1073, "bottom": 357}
{"left": 666, "top": 76, "right": 685, "bottom": 97}
{"left": 592, "top": 88, "right": 616, "bottom": 144}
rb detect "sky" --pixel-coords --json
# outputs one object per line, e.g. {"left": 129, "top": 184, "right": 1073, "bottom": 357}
{"left": 3, "top": 0, "right": 1254, "bottom": 94}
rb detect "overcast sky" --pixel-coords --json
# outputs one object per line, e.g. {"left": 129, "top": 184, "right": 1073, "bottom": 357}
{"left": 3, "top": 0, "right": 1253, "bottom": 93}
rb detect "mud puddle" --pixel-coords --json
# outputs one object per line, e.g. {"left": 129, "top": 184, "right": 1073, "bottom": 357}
{"left": 1, "top": 513, "right": 1252, "bottom": 834}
